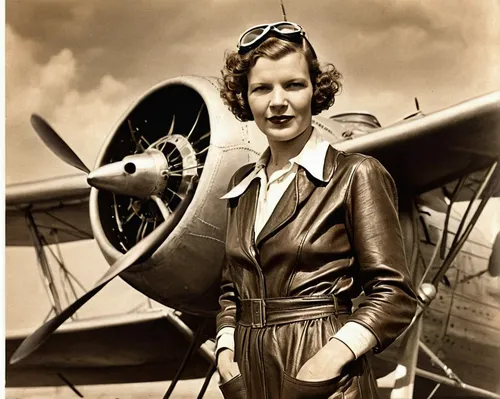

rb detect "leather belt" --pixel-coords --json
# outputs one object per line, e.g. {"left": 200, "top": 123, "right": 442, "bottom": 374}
{"left": 239, "top": 295, "right": 352, "bottom": 328}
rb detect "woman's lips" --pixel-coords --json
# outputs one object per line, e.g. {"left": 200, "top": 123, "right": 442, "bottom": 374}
{"left": 268, "top": 115, "right": 294, "bottom": 124}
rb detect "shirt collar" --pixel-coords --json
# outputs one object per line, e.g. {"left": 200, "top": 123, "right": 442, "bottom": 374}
{"left": 289, "top": 128, "right": 330, "bottom": 182}
{"left": 220, "top": 128, "right": 330, "bottom": 200}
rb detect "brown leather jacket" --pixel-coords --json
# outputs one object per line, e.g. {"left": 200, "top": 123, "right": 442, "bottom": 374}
{"left": 217, "top": 145, "right": 417, "bottom": 397}
{"left": 218, "top": 145, "right": 417, "bottom": 350}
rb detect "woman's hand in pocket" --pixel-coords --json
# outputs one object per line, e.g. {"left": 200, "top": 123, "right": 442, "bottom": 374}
{"left": 217, "top": 349, "right": 241, "bottom": 383}
{"left": 296, "top": 338, "right": 355, "bottom": 382}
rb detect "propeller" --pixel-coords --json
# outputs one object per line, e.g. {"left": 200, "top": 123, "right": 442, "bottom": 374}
{"left": 30, "top": 114, "right": 91, "bottom": 174}
{"left": 30, "top": 113, "right": 188, "bottom": 202}
{"left": 403, "top": 97, "right": 424, "bottom": 120}
{"left": 14, "top": 113, "right": 202, "bottom": 363}
{"left": 10, "top": 175, "right": 198, "bottom": 365}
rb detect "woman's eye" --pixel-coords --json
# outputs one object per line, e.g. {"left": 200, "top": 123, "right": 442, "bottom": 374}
{"left": 287, "top": 82, "right": 304, "bottom": 89}
{"left": 252, "top": 86, "right": 267, "bottom": 93}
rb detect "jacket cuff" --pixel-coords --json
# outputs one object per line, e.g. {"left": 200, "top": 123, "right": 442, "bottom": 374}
{"left": 332, "top": 321, "right": 378, "bottom": 359}
{"left": 216, "top": 327, "right": 235, "bottom": 354}
{"left": 215, "top": 327, "right": 235, "bottom": 365}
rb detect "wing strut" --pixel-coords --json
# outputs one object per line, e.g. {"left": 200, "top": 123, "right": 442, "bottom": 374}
{"left": 387, "top": 159, "right": 500, "bottom": 399}
{"left": 415, "top": 368, "right": 500, "bottom": 399}
{"left": 163, "top": 318, "right": 207, "bottom": 398}
{"left": 432, "top": 160, "right": 498, "bottom": 287}
{"left": 26, "top": 211, "right": 63, "bottom": 316}
{"left": 161, "top": 311, "right": 217, "bottom": 399}
{"left": 411, "top": 160, "right": 499, "bottom": 327}
{"left": 25, "top": 210, "right": 86, "bottom": 320}
{"left": 381, "top": 339, "right": 500, "bottom": 399}
{"left": 57, "top": 373, "right": 84, "bottom": 398}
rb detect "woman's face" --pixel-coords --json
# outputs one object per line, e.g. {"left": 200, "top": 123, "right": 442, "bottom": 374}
{"left": 247, "top": 52, "right": 313, "bottom": 143}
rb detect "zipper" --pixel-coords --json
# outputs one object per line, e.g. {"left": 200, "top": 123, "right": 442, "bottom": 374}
{"left": 251, "top": 231, "right": 266, "bottom": 299}
{"left": 249, "top": 187, "right": 267, "bottom": 397}
{"left": 243, "top": 179, "right": 266, "bottom": 300}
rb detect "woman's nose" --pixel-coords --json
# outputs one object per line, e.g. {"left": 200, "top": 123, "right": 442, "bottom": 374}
{"left": 269, "top": 88, "right": 287, "bottom": 112}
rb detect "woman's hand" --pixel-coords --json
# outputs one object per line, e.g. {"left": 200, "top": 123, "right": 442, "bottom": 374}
{"left": 296, "top": 338, "right": 355, "bottom": 382}
{"left": 217, "top": 349, "right": 241, "bottom": 383}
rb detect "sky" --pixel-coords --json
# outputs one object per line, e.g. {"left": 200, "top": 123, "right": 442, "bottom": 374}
{"left": 6, "top": 0, "right": 500, "bottom": 184}
{"left": 4, "top": 0, "right": 500, "bottom": 331}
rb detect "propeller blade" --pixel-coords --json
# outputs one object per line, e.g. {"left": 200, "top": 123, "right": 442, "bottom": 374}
{"left": 10, "top": 176, "right": 198, "bottom": 365}
{"left": 30, "top": 114, "right": 91, "bottom": 173}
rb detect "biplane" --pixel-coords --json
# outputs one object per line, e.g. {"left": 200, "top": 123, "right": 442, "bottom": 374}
{"left": 6, "top": 76, "right": 500, "bottom": 398}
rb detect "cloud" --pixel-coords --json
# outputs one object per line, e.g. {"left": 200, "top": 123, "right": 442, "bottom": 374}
{"left": 6, "top": 0, "right": 97, "bottom": 48}
{"left": 6, "top": 0, "right": 500, "bottom": 177}
{"left": 6, "top": 24, "right": 138, "bottom": 183}
{"left": 6, "top": 34, "right": 77, "bottom": 125}
{"left": 306, "top": 0, "right": 500, "bottom": 123}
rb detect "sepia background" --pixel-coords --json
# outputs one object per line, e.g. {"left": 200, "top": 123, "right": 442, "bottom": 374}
{"left": 5, "top": 0, "right": 500, "bottom": 397}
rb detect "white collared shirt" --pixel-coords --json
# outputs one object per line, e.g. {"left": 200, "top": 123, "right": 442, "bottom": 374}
{"left": 254, "top": 128, "right": 330, "bottom": 239}
{"left": 217, "top": 128, "right": 377, "bottom": 361}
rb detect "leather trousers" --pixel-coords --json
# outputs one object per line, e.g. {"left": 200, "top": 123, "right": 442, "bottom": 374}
{"left": 218, "top": 296, "right": 380, "bottom": 399}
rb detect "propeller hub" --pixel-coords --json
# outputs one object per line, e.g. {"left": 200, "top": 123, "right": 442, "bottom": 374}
{"left": 87, "top": 133, "right": 199, "bottom": 202}
{"left": 87, "top": 149, "right": 169, "bottom": 199}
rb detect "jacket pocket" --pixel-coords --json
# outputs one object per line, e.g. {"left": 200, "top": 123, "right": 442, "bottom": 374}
{"left": 219, "top": 374, "right": 247, "bottom": 399}
{"left": 281, "top": 370, "right": 350, "bottom": 399}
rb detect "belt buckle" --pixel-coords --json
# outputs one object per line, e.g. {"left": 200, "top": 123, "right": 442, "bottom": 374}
{"left": 250, "top": 299, "right": 266, "bottom": 328}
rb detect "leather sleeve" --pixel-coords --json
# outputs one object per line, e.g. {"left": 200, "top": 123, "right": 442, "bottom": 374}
{"left": 216, "top": 251, "right": 239, "bottom": 334}
{"left": 344, "top": 156, "right": 417, "bottom": 353}
{"left": 216, "top": 164, "right": 254, "bottom": 334}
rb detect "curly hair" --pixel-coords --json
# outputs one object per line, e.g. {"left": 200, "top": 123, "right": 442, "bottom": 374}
{"left": 220, "top": 36, "right": 342, "bottom": 122}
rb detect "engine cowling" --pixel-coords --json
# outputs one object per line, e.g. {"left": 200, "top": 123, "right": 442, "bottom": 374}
{"left": 89, "top": 77, "right": 267, "bottom": 316}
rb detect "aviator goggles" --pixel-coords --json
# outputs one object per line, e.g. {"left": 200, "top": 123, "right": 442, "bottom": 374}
{"left": 237, "top": 21, "right": 306, "bottom": 55}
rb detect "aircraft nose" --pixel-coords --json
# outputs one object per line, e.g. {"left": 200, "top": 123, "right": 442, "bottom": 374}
{"left": 87, "top": 150, "right": 169, "bottom": 198}
{"left": 87, "top": 162, "right": 127, "bottom": 191}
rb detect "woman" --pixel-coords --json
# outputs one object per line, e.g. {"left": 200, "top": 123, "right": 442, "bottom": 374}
{"left": 216, "top": 21, "right": 417, "bottom": 399}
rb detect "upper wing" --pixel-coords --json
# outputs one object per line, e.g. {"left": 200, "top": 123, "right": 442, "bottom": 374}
{"left": 6, "top": 174, "right": 93, "bottom": 246}
{"left": 333, "top": 91, "right": 500, "bottom": 196}
{"left": 8, "top": 92, "right": 499, "bottom": 246}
